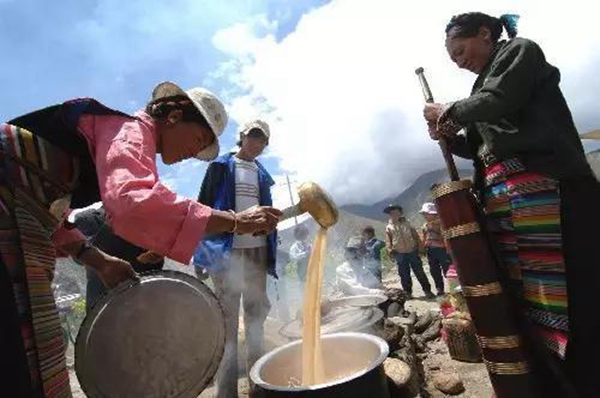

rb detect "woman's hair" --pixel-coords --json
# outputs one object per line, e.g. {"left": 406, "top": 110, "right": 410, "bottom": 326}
{"left": 146, "top": 95, "right": 210, "bottom": 128}
{"left": 445, "top": 12, "right": 520, "bottom": 42}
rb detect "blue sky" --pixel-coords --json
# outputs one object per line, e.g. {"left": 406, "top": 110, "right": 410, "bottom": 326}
{"left": 0, "top": 0, "right": 328, "bottom": 200}
{"left": 2, "top": 0, "right": 599, "bottom": 207}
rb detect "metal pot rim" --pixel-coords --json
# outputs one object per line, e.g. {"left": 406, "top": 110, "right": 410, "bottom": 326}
{"left": 249, "top": 332, "right": 389, "bottom": 392}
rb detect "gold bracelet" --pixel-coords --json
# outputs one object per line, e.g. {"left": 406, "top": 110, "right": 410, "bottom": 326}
{"left": 228, "top": 210, "right": 238, "bottom": 233}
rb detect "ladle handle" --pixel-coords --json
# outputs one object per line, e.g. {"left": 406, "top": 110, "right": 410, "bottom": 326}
{"left": 415, "top": 67, "right": 460, "bottom": 181}
{"left": 280, "top": 204, "right": 303, "bottom": 222}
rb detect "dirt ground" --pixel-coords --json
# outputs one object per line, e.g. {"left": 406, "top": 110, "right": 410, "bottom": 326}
{"left": 68, "top": 272, "right": 493, "bottom": 397}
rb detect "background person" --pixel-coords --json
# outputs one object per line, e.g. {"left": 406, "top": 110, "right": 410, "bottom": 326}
{"left": 194, "top": 119, "right": 277, "bottom": 398}
{"left": 362, "top": 225, "right": 385, "bottom": 282}
{"left": 384, "top": 204, "right": 435, "bottom": 299}
{"left": 419, "top": 202, "right": 451, "bottom": 296}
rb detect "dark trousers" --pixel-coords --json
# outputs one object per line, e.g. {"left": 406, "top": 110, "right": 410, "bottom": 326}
{"left": 393, "top": 251, "right": 432, "bottom": 295}
{"left": 425, "top": 247, "right": 451, "bottom": 293}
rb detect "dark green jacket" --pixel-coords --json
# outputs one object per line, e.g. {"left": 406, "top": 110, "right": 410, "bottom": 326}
{"left": 446, "top": 38, "right": 592, "bottom": 183}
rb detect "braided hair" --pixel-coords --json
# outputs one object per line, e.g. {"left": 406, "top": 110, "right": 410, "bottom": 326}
{"left": 146, "top": 95, "right": 210, "bottom": 129}
{"left": 446, "top": 12, "right": 520, "bottom": 43}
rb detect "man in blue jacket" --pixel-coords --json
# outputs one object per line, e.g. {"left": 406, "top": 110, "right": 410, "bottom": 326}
{"left": 194, "top": 119, "right": 276, "bottom": 398}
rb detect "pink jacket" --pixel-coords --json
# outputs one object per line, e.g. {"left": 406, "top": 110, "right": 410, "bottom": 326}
{"left": 54, "top": 111, "right": 211, "bottom": 264}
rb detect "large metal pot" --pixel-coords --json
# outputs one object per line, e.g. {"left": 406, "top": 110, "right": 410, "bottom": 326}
{"left": 250, "top": 332, "right": 390, "bottom": 398}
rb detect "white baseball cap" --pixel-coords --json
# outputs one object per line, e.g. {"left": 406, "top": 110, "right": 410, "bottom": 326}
{"left": 419, "top": 202, "right": 438, "bottom": 215}
{"left": 239, "top": 119, "right": 270, "bottom": 139}
{"left": 152, "top": 82, "right": 228, "bottom": 160}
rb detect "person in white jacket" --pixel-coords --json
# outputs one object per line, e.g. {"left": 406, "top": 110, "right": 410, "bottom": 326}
{"left": 289, "top": 225, "right": 311, "bottom": 288}
{"left": 336, "top": 236, "right": 384, "bottom": 296}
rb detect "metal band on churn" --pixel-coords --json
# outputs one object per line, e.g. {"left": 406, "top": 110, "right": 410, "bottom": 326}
{"left": 461, "top": 282, "right": 503, "bottom": 297}
{"left": 477, "top": 335, "right": 521, "bottom": 350}
{"left": 484, "top": 360, "right": 531, "bottom": 376}
{"left": 431, "top": 180, "right": 472, "bottom": 199}
{"left": 442, "top": 222, "right": 480, "bottom": 240}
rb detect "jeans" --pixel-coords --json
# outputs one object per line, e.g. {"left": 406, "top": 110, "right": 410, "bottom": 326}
{"left": 393, "top": 251, "right": 432, "bottom": 295}
{"left": 425, "top": 247, "right": 451, "bottom": 293}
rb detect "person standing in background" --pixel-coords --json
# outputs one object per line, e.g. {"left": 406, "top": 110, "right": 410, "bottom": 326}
{"left": 362, "top": 226, "right": 385, "bottom": 282}
{"left": 289, "top": 224, "right": 311, "bottom": 288}
{"left": 384, "top": 204, "right": 435, "bottom": 299}
{"left": 194, "top": 119, "right": 276, "bottom": 398}
{"left": 419, "top": 202, "right": 451, "bottom": 296}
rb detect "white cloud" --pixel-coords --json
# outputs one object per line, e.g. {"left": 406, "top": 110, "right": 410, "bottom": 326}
{"left": 212, "top": 14, "right": 278, "bottom": 57}
{"left": 211, "top": 0, "right": 600, "bottom": 206}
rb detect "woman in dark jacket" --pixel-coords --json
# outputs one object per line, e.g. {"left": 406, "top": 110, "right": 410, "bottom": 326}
{"left": 423, "top": 12, "right": 600, "bottom": 397}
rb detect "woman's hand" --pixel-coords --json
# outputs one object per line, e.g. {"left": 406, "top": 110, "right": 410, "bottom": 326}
{"left": 423, "top": 102, "right": 445, "bottom": 123}
{"left": 94, "top": 254, "right": 138, "bottom": 288}
{"left": 428, "top": 122, "right": 441, "bottom": 141}
{"left": 235, "top": 206, "right": 282, "bottom": 236}
{"left": 423, "top": 102, "right": 461, "bottom": 140}
{"left": 136, "top": 250, "right": 164, "bottom": 265}
{"left": 63, "top": 241, "right": 138, "bottom": 288}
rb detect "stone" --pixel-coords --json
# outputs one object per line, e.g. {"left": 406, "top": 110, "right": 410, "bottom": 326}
{"left": 387, "top": 302, "right": 403, "bottom": 318}
{"left": 414, "top": 311, "right": 435, "bottom": 334}
{"left": 419, "top": 319, "right": 442, "bottom": 344}
{"left": 384, "top": 358, "right": 419, "bottom": 398}
{"left": 383, "top": 319, "right": 405, "bottom": 350}
{"left": 433, "top": 371, "right": 465, "bottom": 395}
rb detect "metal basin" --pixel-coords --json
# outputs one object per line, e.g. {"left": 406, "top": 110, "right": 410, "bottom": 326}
{"left": 250, "top": 332, "right": 390, "bottom": 397}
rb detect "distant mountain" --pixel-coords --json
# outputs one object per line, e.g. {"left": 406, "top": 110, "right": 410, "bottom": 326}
{"left": 342, "top": 168, "right": 472, "bottom": 225}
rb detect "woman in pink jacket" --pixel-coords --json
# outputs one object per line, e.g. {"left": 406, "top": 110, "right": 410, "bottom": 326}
{"left": 0, "top": 81, "right": 280, "bottom": 397}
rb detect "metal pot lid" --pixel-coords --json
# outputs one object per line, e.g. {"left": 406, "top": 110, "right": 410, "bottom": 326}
{"left": 329, "top": 294, "right": 387, "bottom": 308}
{"left": 75, "top": 270, "right": 224, "bottom": 398}
{"left": 280, "top": 307, "right": 384, "bottom": 339}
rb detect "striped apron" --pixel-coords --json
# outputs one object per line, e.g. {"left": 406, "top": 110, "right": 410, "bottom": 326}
{"left": 0, "top": 122, "right": 78, "bottom": 397}
{"left": 483, "top": 158, "right": 568, "bottom": 359}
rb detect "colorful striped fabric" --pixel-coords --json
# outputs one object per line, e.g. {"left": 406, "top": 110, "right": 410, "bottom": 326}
{"left": 1, "top": 123, "right": 76, "bottom": 397}
{"left": 483, "top": 158, "right": 568, "bottom": 359}
{"left": 422, "top": 220, "right": 446, "bottom": 248}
